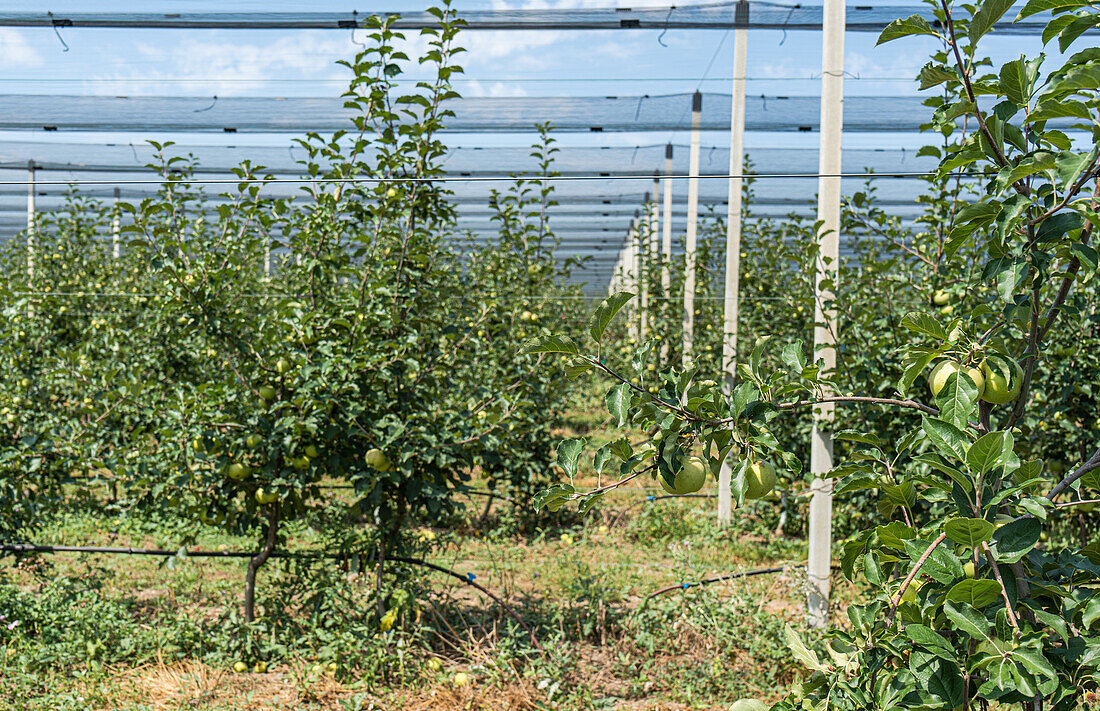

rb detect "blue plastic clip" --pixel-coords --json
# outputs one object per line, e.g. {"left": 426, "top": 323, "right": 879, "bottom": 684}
{"left": 466, "top": 572, "right": 476, "bottom": 582}
{"left": 682, "top": 582, "right": 691, "bottom": 589}
{"left": 646, "top": 495, "right": 655, "bottom": 501}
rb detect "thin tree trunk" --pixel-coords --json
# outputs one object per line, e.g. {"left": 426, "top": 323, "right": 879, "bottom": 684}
{"left": 245, "top": 503, "right": 279, "bottom": 623}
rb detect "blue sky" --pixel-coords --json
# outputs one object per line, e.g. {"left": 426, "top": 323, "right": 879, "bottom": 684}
{"left": 0, "top": 0, "right": 1083, "bottom": 258}
{"left": 0, "top": 0, "right": 1001, "bottom": 154}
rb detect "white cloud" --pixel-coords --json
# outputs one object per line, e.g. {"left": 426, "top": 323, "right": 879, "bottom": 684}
{"left": 0, "top": 29, "right": 43, "bottom": 67}
{"left": 464, "top": 79, "right": 529, "bottom": 97}
{"left": 93, "top": 33, "right": 354, "bottom": 95}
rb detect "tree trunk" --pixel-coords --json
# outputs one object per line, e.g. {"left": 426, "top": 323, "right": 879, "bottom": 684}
{"left": 245, "top": 503, "right": 279, "bottom": 623}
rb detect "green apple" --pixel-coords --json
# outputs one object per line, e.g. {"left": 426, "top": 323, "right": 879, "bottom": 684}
{"left": 932, "top": 290, "right": 951, "bottom": 306}
{"left": 658, "top": 455, "right": 709, "bottom": 495}
{"left": 255, "top": 488, "right": 278, "bottom": 505}
{"left": 744, "top": 461, "right": 777, "bottom": 500}
{"left": 386, "top": 187, "right": 398, "bottom": 199}
{"left": 366, "top": 448, "right": 392, "bottom": 472}
{"left": 275, "top": 358, "right": 293, "bottom": 375}
{"left": 233, "top": 661, "right": 248, "bottom": 673}
{"left": 964, "top": 561, "right": 976, "bottom": 579}
{"left": 291, "top": 456, "right": 310, "bottom": 470}
{"left": 928, "top": 360, "right": 985, "bottom": 399}
{"left": 258, "top": 385, "right": 277, "bottom": 401}
{"left": 246, "top": 434, "right": 263, "bottom": 449}
{"left": 253, "top": 661, "right": 268, "bottom": 673}
{"left": 225, "top": 463, "right": 249, "bottom": 480}
{"left": 980, "top": 355, "right": 1023, "bottom": 405}
{"left": 901, "top": 578, "right": 924, "bottom": 603}
{"left": 304, "top": 444, "right": 320, "bottom": 459}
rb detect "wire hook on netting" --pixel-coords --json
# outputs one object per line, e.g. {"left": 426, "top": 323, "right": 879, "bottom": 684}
{"left": 778, "top": 4, "right": 799, "bottom": 46}
{"left": 656, "top": 5, "right": 676, "bottom": 47}
{"left": 48, "top": 13, "right": 71, "bottom": 52}
{"left": 193, "top": 96, "right": 218, "bottom": 113}
{"left": 350, "top": 26, "right": 367, "bottom": 48}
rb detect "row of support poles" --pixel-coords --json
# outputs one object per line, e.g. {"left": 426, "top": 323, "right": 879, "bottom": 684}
{"left": 807, "top": 0, "right": 845, "bottom": 628}
{"left": 717, "top": 28, "right": 749, "bottom": 526}
{"left": 681, "top": 91, "right": 702, "bottom": 369}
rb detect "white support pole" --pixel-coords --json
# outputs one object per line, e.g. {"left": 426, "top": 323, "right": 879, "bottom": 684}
{"left": 639, "top": 200, "right": 649, "bottom": 338}
{"left": 718, "top": 28, "right": 749, "bottom": 526}
{"left": 661, "top": 145, "right": 673, "bottom": 296}
{"left": 627, "top": 218, "right": 640, "bottom": 339}
{"left": 112, "top": 187, "right": 121, "bottom": 259}
{"left": 808, "top": 0, "right": 845, "bottom": 628}
{"left": 649, "top": 177, "right": 660, "bottom": 334}
{"left": 26, "top": 161, "right": 35, "bottom": 286}
{"left": 682, "top": 91, "right": 702, "bottom": 368}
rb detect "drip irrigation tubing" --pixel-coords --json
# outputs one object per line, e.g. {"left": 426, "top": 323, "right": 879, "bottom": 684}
{"left": 609, "top": 493, "right": 718, "bottom": 527}
{"left": 645, "top": 566, "right": 787, "bottom": 600}
{"left": 0, "top": 542, "right": 543, "bottom": 652}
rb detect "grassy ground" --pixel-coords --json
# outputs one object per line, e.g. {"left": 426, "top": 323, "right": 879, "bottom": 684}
{"left": 0, "top": 403, "right": 851, "bottom": 710}
{"left": 0, "top": 485, "right": 849, "bottom": 710}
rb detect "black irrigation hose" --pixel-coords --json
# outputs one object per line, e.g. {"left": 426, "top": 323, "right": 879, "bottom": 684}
{"left": 609, "top": 493, "right": 718, "bottom": 528}
{"left": 0, "top": 543, "right": 542, "bottom": 652}
{"left": 645, "top": 566, "right": 787, "bottom": 601}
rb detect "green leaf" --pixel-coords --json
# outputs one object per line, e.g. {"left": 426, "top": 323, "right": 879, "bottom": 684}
{"left": 783, "top": 623, "right": 826, "bottom": 672}
{"left": 935, "top": 372, "right": 980, "bottom": 430}
{"left": 970, "top": 0, "right": 1016, "bottom": 43}
{"left": 728, "top": 701, "right": 769, "bottom": 711}
{"left": 534, "top": 483, "right": 575, "bottom": 512}
{"left": 901, "top": 312, "right": 949, "bottom": 341}
{"left": 945, "top": 517, "right": 996, "bottom": 548}
{"left": 781, "top": 340, "right": 807, "bottom": 373}
{"left": 606, "top": 383, "right": 633, "bottom": 427}
{"left": 905, "top": 624, "right": 957, "bottom": 660}
{"left": 555, "top": 439, "right": 585, "bottom": 479}
{"left": 563, "top": 357, "right": 593, "bottom": 380}
{"left": 1056, "top": 147, "right": 1098, "bottom": 187}
{"left": 899, "top": 349, "right": 940, "bottom": 396}
{"left": 922, "top": 417, "right": 971, "bottom": 462}
{"left": 518, "top": 334, "right": 581, "bottom": 356}
{"left": 946, "top": 579, "right": 1003, "bottom": 607}
{"left": 944, "top": 600, "right": 993, "bottom": 641}
{"left": 992, "top": 517, "right": 1041, "bottom": 563}
{"left": 967, "top": 430, "right": 1014, "bottom": 475}
{"left": 589, "top": 291, "right": 634, "bottom": 343}
{"left": 592, "top": 445, "right": 612, "bottom": 477}
{"left": 921, "top": 659, "right": 966, "bottom": 707}
{"left": 919, "top": 63, "right": 956, "bottom": 90}
{"left": 999, "top": 57, "right": 1039, "bottom": 105}
{"left": 877, "top": 14, "right": 940, "bottom": 45}
{"left": 609, "top": 437, "right": 633, "bottom": 461}
{"left": 834, "top": 430, "right": 884, "bottom": 448}
{"left": 1017, "top": 0, "right": 1086, "bottom": 20}
{"left": 1026, "top": 99, "right": 1091, "bottom": 123}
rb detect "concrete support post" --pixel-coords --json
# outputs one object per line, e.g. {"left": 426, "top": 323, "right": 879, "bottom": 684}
{"left": 112, "top": 187, "right": 121, "bottom": 259}
{"left": 807, "top": 0, "right": 845, "bottom": 628}
{"left": 26, "top": 161, "right": 35, "bottom": 286}
{"left": 718, "top": 28, "right": 749, "bottom": 526}
{"left": 682, "top": 92, "right": 702, "bottom": 368}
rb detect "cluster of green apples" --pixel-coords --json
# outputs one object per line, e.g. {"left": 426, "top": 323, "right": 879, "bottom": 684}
{"left": 927, "top": 352, "right": 1024, "bottom": 405}
{"left": 655, "top": 453, "right": 776, "bottom": 501}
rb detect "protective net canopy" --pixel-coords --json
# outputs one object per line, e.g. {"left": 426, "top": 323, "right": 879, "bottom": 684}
{"left": 0, "top": 3, "right": 1070, "bottom": 34}
{"left": 0, "top": 93, "right": 1031, "bottom": 134}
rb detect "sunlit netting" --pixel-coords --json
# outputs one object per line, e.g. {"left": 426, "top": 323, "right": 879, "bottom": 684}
{"left": 0, "top": 2, "right": 1075, "bottom": 34}
{"left": 0, "top": 93, "right": 1063, "bottom": 133}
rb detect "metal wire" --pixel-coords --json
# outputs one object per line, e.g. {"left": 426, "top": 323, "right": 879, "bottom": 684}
{"left": 0, "top": 171, "right": 968, "bottom": 187}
